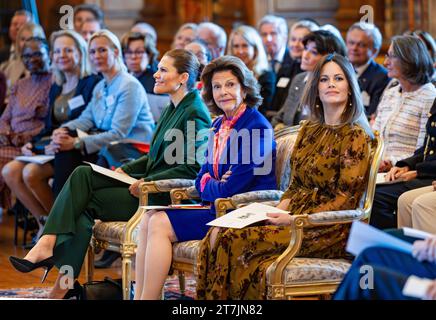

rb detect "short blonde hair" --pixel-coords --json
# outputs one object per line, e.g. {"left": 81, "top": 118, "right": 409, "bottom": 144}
{"left": 89, "top": 29, "right": 127, "bottom": 73}
{"left": 227, "top": 25, "right": 269, "bottom": 78}
{"left": 50, "top": 30, "right": 91, "bottom": 86}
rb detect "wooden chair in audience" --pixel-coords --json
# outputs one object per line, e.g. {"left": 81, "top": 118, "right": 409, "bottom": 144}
{"left": 84, "top": 178, "right": 195, "bottom": 300}
{"left": 169, "top": 129, "right": 383, "bottom": 300}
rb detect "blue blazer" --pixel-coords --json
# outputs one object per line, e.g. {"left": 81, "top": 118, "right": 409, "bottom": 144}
{"left": 195, "top": 107, "right": 277, "bottom": 203}
{"left": 33, "top": 74, "right": 101, "bottom": 142}
{"left": 358, "top": 60, "right": 390, "bottom": 116}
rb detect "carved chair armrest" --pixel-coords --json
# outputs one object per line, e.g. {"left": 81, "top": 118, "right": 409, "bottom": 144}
{"left": 170, "top": 186, "right": 200, "bottom": 204}
{"left": 214, "top": 190, "right": 284, "bottom": 217}
{"left": 267, "top": 208, "right": 365, "bottom": 285}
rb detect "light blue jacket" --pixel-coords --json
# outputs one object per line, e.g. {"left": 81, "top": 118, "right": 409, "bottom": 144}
{"left": 63, "top": 71, "right": 155, "bottom": 154}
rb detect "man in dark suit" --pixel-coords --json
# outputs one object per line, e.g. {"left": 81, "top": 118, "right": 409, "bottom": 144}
{"left": 258, "top": 15, "right": 301, "bottom": 118}
{"left": 0, "top": 10, "right": 32, "bottom": 65}
{"left": 346, "top": 22, "right": 390, "bottom": 118}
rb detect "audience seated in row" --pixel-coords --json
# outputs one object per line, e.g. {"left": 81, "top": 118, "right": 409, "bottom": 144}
{"left": 2, "top": 30, "right": 100, "bottom": 239}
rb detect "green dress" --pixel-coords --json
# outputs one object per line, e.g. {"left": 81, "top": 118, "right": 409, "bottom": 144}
{"left": 43, "top": 90, "right": 211, "bottom": 278}
{"left": 196, "top": 121, "right": 372, "bottom": 300}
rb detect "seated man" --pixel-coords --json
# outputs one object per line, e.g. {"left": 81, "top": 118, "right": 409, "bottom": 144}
{"left": 346, "top": 22, "right": 390, "bottom": 118}
{"left": 333, "top": 232, "right": 436, "bottom": 300}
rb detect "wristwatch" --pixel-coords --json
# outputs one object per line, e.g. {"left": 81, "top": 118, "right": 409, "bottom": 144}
{"left": 73, "top": 137, "right": 83, "bottom": 151}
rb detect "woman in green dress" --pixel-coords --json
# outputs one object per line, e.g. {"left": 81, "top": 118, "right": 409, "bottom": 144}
{"left": 9, "top": 48, "right": 212, "bottom": 299}
{"left": 196, "top": 53, "right": 374, "bottom": 300}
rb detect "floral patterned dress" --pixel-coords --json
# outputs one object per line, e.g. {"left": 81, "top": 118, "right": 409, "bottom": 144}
{"left": 196, "top": 121, "right": 372, "bottom": 300}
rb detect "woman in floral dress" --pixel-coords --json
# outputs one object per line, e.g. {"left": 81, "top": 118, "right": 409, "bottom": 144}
{"left": 196, "top": 53, "right": 374, "bottom": 300}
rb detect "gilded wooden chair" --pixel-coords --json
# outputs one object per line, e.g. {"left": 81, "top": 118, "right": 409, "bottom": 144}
{"left": 84, "top": 178, "right": 195, "bottom": 300}
{"left": 169, "top": 126, "right": 301, "bottom": 295}
{"left": 266, "top": 132, "right": 383, "bottom": 299}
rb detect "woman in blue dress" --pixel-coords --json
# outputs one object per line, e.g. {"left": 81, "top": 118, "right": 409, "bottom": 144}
{"left": 134, "top": 55, "right": 277, "bottom": 299}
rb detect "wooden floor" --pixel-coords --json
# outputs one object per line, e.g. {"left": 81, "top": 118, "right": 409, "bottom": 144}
{"left": 0, "top": 210, "right": 121, "bottom": 290}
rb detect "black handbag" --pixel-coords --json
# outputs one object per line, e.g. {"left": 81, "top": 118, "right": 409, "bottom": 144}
{"left": 82, "top": 277, "right": 123, "bottom": 300}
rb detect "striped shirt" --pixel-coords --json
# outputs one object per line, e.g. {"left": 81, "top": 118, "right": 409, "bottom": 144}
{"left": 373, "top": 82, "right": 436, "bottom": 165}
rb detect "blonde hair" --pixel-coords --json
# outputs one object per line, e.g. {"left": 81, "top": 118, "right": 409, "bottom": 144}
{"left": 50, "top": 30, "right": 91, "bottom": 86}
{"left": 88, "top": 29, "right": 127, "bottom": 73}
{"left": 16, "top": 22, "right": 46, "bottom": 55}
{"left": 227, "top": 25, "right": 269, "bottom": 78}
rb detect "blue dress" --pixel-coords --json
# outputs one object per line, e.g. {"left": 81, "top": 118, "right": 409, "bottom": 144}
{"left": 166, "top": 107, "right": 277, "bottom": 241}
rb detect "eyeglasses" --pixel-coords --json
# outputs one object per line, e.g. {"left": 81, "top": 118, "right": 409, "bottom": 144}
{"left": 21, "top": 51, "right": 44, "bottom": 60}
{"left": 124, "top": 50, "right": 146, "bottom": 57}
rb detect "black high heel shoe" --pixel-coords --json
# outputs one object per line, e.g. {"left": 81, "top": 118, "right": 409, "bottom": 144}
{"left": 9, "top": 256, "right": 55, "bottom": 283}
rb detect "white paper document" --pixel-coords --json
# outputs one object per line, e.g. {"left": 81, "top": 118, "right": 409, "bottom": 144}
{"left": 346, "top": 221, "right": 414, "bottom": 256}
{"left": 76, "top": 128, "right": 88, "bottom": 139}
{"left": 402, "top": 275, "right": 433, "bottom": 299}
{"left": 15, "top": 155, "right": 54, "bottom": 165}
{"left": 84, "top": 162, "right": 138, "bottom": 185}
{"left": 402, "top": 227, "right": 434, "bottom": 240}
{"left": 206, "top": 203, "right": 289, "bottom": 229}
{"left": 376, "top": 173, "right": 404, "bottom": 185}
{"left": 141, "top": 204, "right": 210, "bottom": 211}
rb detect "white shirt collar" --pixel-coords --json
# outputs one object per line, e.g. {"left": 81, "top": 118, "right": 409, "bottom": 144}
{"left": 355, "top": 60, "right": 372, "bottom": 77}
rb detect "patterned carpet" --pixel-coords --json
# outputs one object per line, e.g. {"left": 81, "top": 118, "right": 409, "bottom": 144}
{"left": 0, "top": 275, "right": 196, "bottom": 300}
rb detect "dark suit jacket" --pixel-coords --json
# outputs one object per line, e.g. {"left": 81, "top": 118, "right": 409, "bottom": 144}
{"left": 0, "top": 45, "right": 11, "bottom": 65}
{"left": 32, "top": 74, "right": 102, "bottom": 143}
{"left": 358, "top": 60, "right": 390, "bottom": 116}
{"left": 136, "top": 60, "right": 158, "bottom": 94}
{"left": 268, "top": 49, "right": 303, "bottom": 116}
{"left": 258, "top": 70, "right": 276, "bottom": 116}
{"left": 271, "top": 72, "right": 307, "bottom": 127}
{"left": 396, "top": 98, "right": 436, "bottom": 178}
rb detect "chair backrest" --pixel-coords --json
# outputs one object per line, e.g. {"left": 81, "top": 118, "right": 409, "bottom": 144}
{"left": 359, "top": 132, "right": 384, "bottom": 221}
{"left": 274, "top": 125, "right": 300, "bottom": 191}
{"left": 147, "top": 93, "right": 171, "bottom": 122}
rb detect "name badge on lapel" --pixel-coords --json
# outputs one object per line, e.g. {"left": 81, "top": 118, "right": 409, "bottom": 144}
{"left": 361, "top": 91, "right": 370, "bottom": 107}
{"left": 68, "top": 95, "right": 85, "bottom": 110}
{"left": 276, "top": 77, "right": 290, "bottom": 88}
{"left": 105, "top": 95, "right": 115, "bottom": 107}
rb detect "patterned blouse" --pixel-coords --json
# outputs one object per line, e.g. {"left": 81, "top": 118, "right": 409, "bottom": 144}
{"left": 373, "top": 82, "right": 436, "bottom": 165}
{"left": 0, "top": 73, "right": 52, "bottom": 138}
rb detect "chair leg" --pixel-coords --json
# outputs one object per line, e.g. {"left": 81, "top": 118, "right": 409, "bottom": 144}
{"left": 121, "top": 244, "right": 134, "bottom": 300}
{"left": 178, "top": 271, "right": 186, "bottom": 296}
{"left": 84, "top": 244, "right": 95, "bottom": 282}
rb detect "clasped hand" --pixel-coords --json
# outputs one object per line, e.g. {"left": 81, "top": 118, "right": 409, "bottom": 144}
{"left": 51, "top": 127, "right": 75, "bottom": 151}
{"left": 385, "top": 166, "right": 417, "bottom": 182}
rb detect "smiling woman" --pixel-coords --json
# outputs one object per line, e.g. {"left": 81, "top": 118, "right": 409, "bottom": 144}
{"left": 0, "top": 37, "right": 52, "bottom": 212}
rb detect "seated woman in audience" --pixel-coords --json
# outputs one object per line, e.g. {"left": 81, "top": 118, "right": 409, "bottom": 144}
{"left": 134, "top": 55, "right": 277, "bottom": 300}
{"left": 226, "top": 25, "right": 275, "bottom": 116}
{"left": 172, "top": 23, "right": 198, "bottom": 49}
{"left": 288, "top": 20, "right": 319, "bottom": 62}
{"left": 9, "top": 49, "right": 212, "bottom": 299}
{"left": 121, "top": 31, "right": 159, "bottom": 94}
{"left": 272, "top": 30, "right": 347, "bottom": 129}
{"left": 184, "top": 39, "right": 212, "bottom": 89}
{"left": 196, "top": 53, "right": 373, "bottom": 300}
{"left": 0, "top": 22, "right": 46, "bottom": 99}
{"left": 397, "top": 181, "right": 436, "bottom": 234}
{"left": 370, "top": 98, "right": 436, "bottom": 229}
{"left": 373, "top": 35, "right": 436, "bottom": 172}
{"left": 48, "top": 30, "right": 155, "bottom": 196}
{"left": 2, "top": 30, "right": 100, "bottom": 239}
{"left": 0, "top": 37, "right": 52, "bottom": 213}
{"left": 333, "top": 234, "right": 436, "bottom": 300}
